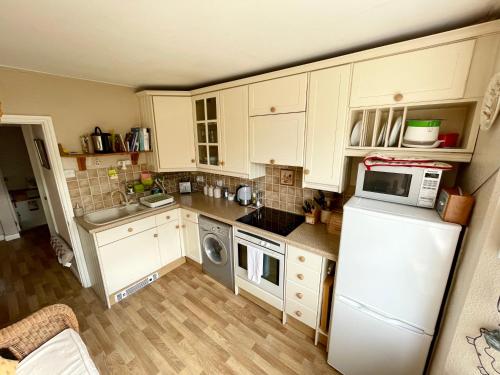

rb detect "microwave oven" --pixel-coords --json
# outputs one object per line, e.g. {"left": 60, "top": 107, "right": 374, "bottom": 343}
{"left": 355, "top": 163, "right": 442, "bottom": 208}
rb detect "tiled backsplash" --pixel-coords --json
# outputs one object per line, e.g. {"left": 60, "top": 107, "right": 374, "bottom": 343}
{"left": 66, "top": 163, "right": 346, "bottom": 215}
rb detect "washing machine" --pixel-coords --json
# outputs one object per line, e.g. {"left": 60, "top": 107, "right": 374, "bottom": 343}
{"left": 199, "top": 215, "right": 234, "bottom": 291}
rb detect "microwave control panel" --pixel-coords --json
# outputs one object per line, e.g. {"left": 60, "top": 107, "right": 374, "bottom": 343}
{"left": 417, "top": 169, "right": 443, "bottom": 208}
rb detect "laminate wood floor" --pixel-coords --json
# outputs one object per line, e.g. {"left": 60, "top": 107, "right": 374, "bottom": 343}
{"left": 0, "top": 226, "right": 340, "bottom": 374}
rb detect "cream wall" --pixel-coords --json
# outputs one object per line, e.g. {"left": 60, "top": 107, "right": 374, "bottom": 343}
{"left": 430, "top": 50, "right": 500, "bottom": 373}
{"left": 0, "top": 67, "right": 140, "bottom": 151}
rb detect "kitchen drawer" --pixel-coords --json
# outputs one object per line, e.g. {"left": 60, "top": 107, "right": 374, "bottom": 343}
{"left": 286, "top": 299, "right": 317, "bottom": 328}
{"left": 155, "top": 208, "right": 179, "bottom": 226}
{"left": 181, "top": 209, "right": 198, "bottom": 223}
{"left": 286, "top": 279, "right": 319, "bottom": 312}
{"left": 287, "top": 245, "right": 322, "bottom": 272}
{"left": 249, "top": 74, "right": 308, "bottom": 116}
{"left": 96, "top": 216, "right": 156, "bottom": 246}
{"left": 287, "top": 261, "right": 321, "bottom": 291}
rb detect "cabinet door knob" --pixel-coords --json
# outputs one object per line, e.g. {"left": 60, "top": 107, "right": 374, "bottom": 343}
{"left": 295, "top": 310, "right": 302, "bottom": 317}
{"left": 175, "top": 225, "right": 180, "bottom": 229}
{"left": 182, "top": 224, "right": 186, "bottom": 228}
{"left": 270, "top": 159, "right": 275, "bottom": 165}
{"left": 127, "top": 227, "right": 133, "bottom": 232}
{"left": 191, "top": 159, "right": 195, "bottom": 163}
{"left": 220, "top": 161, "right": 225, "bottom": 166}
{"left": 297, "top": 273, "right": 304, "bottom": 280}
{"left": 298, "top": 256, "right": 306, "bottom": 262}
{"left": 296, "top": 292, "right": 303, "bottom": 299}
{"left": 153, "top": 233, "right": 158, "bottom": 238}
{"left": 304, "top": 169, "right": 310, "bottom": 175}
{"left": 186, "top": 214, "right": 190, "bottom": 218}
{"left": 270, "top": 106, "right": 276, "bottom": 113}
{"left": 393, "top": 93, "right": 403, "bottom": 102}
{"left": 166, "top": 215, "right": 170, "bottom": 220}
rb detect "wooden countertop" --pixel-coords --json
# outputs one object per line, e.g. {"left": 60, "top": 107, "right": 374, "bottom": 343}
{"left": 75, "top": 192, "right": 340, "bottom": 261}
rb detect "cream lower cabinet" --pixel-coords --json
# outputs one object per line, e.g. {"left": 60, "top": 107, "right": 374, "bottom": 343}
{"left": 350, "top": 40, "right": 475, "bottom": 107}
{"left": 285, "top": 245, "right": 327, "bottom": 345}
{"left": 138, "top": 92, "right": 196, "bottom": 172}
{"left": 250, "top": 112, "right": 305, "bottom": 167}
{"left": 157, "top": 220, "right": 183, "bottom": 266}
{"left": 99, "top": 227, "right": 162, "bottom": 295}
{"left": 303, "top": 65, "right": 351, "bottom": 192}
{"left": 180, "top": 209, "right": 202, "bottom": 263}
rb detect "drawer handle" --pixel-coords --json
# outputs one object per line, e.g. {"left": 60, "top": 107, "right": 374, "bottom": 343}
{"left": 153, "top": 234, "right": 158, "bottom": 238}
{"left": 191, "top": 159, "right": 195, "bottom": 163}
{"left": 270, "top": 106, "right": 276, "bottom": 113}
{"left": 393, "top": 93, "right": 403, "bottom": 102}
{"left": 166, "top": 215, "right": 170, "bottom": 220}
{"left": 298, "top": 256, "right": 306, "bottom": 262}
{"left": 127, "top": 228, "right": 133, "bottom": 232}
{"left": 295, "top": 310, "right": 303, "bottom": 317}
{"left": 186, "top": 214, "right": 190, "bottom": 218}
{"left": 270, "top": 159, "right": 275, "bottom": 165}
{"left": 297, "top": 274, "right": 304, "bottom": 280}
{"left": 296, "top": 292, "right": 303, "bottom": 299}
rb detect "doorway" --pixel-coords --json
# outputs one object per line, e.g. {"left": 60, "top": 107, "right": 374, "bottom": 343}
{"left": 0, "top": 126, "right": 53, "bottom": 238}
{"left": 0, "top": 115, "right": 90, "bottom": 287}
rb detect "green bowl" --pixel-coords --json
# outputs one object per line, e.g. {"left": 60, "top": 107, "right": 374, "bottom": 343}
{"left": 406, "top": 119, "right": 441, "bottom": 127}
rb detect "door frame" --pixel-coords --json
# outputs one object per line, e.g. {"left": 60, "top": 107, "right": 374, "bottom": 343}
{"left": 0, "top": 114, "right": 90, "bottom": 287}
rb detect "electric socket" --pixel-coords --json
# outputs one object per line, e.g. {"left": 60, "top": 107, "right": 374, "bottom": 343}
{"left": 196, "top": 176, "right": 204, "bottom": 182}
{"left": 94, "top": 159, "right": 101, "bottom": 167}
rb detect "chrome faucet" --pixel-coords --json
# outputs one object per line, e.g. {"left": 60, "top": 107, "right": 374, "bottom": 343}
{"left": 111, "top": 190, "right": 129, "bottom": 206}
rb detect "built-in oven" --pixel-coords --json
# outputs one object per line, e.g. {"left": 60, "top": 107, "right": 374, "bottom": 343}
{"left": 233, "top": 228, "right": 285, "bottom": 300}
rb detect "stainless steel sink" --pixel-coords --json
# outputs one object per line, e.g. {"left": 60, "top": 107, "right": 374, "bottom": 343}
{"left": 83, "top": 203, "right": 149, "bottom": 225}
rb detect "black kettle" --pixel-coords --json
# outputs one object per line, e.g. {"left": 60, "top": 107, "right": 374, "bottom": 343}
{"left": 91, "top": 126, "right": 112, "bottom": 153}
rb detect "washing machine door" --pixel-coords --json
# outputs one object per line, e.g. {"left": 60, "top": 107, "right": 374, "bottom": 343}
{"left": 202, "top": 233, "right": 228, "bottom": 265}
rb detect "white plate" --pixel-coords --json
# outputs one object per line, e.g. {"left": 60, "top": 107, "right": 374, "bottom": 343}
{"left": 376, "top": 121, "right": 387, "bottom": 146}
{"left": 402, "top": 140, "right": 444, "bottom": 148}
{"left": 388, "top": 116, "right": 403, "bottom": 147}
{"left": 350, "top": 120, "right": 362, "bottom": 146}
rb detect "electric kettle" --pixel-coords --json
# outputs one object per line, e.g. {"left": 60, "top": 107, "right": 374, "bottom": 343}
{"left": 91, "top": 126, "right": 112, "bottom": 153}
{"left": 235, "top": 184, "right": 252, "bottom": 206}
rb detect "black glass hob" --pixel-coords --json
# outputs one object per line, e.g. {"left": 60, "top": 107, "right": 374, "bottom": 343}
{"left": 236, "top": 207, "right": 305, "bottom": 237}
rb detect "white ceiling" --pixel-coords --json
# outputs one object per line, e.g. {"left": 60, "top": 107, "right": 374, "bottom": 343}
{"left": 0, "top": 0, "right": 498, "bottom": 89}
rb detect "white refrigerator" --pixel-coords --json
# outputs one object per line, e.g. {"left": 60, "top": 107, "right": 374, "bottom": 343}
{"left": 328, "top": 197, "right": 461, "bottom": 375}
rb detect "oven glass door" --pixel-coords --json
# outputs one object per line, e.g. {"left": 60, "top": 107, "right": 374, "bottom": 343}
{"left": 235, "top": 239, "right": 284, "bottom": 299}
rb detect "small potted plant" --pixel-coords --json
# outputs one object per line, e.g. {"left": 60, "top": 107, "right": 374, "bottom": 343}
{"left": 303, "top": 199, "right": 320, "bottom": 224}
{"left": 315, "top": 191, "right": 331, "bottom": 224}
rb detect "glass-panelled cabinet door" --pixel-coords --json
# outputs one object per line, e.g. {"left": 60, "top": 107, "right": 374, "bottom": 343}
{"left": 194, "top": 95, "right": 220, "bottom": 168}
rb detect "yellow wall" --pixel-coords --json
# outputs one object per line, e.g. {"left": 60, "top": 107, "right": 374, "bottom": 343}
{"left": 0, "top": 67, "right": 140, "bottom": 151}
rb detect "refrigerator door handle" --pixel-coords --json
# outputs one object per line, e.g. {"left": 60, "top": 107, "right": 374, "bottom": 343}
{"left": 337, "top": 295, "right": 428, "bottom": 335}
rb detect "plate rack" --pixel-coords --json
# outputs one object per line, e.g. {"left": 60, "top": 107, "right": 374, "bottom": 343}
{"left": 345, "top": 99, "right": 481, "bottom": 162}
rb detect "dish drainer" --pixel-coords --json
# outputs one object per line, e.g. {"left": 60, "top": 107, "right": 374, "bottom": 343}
{"left": 345, "top": 99, "right": 481, "bottom": 162}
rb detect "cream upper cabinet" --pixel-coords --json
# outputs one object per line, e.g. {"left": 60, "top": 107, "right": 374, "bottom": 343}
{"left": 350, "top": 40, "right": 476, "bottom": 107}
{"left": 249, "top": 74, "right": 308, "bottom": 116}
{"left": 152, "top": 96, "right": 196, "bottom": 171}
{"left": 138, "top": 92, "right": 196, "bottom": 172}
{"left": 304, "top": 66, "right": 351, "bottom": 192}
{"left": 193, "top": 93, "right": 222, "bottom": 171}
{"left": 219, "top": 86, "right": 250, "bottom": 176}
{"left": 250, "top": 113, "right": 305, "bottom": 167}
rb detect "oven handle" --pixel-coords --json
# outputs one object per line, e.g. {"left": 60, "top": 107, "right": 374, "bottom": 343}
{"left": 234, "top": 237, "right": 285, "bottom": 261}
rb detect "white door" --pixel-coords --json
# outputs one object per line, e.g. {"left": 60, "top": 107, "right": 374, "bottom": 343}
{"left": 157, "top": 220, "right": 183, "bottom": 266}
{"left": 249, "top": 74, "right": 308, "bottom": 116}
{"left": 220, "top": 86, "right": 249, "bottom": 176}
{"left": 250, "top": 113, "right": 305, "bottom": 166}
{"left": 182, "top": 219, "right": 201, "bottom": 263}
{"left": 335, "top": 199, "right": 460, "bottom": 333}
{"left": 153, "top": 96, "right": 196, "bottom": 171}
{"left": 99, "top": 228, "right": 161, "bottom": 294}
{"left": 350, "top": 40, "right": 475, "bottom": 107}
{"left": 328, "top": 296, "right": 432, "bottom": 375}
{"left": 304, "top": 65, "right": 351, "bottom": 192}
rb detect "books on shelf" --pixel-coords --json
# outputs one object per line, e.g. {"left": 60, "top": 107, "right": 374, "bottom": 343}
{"left": 124, "top": 127, "right": 151, "bottom": 152}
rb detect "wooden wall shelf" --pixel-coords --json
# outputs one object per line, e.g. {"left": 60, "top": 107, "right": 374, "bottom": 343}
{"left": 60, "top": 151, "right": 152, "bottom": 171}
